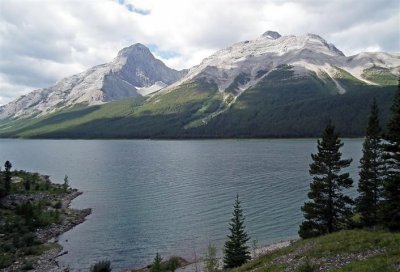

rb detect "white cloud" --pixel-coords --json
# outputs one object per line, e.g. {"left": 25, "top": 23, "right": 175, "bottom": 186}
{"left": 0, "top": 0, "right": 399, "bottom": 105}
{"left": 0, "top": 74, "right": 35, "bottom": 105}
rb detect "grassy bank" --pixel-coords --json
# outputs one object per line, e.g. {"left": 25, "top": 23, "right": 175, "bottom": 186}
{"left": 234, "top": 230, "right": 400, "bottom": 272}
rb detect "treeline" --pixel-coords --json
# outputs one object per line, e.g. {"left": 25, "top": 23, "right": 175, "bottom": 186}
{"left": 299, "top": 86, "right": 400, "bottom": 237}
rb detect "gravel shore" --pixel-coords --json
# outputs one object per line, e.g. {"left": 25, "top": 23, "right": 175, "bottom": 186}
{"left": 176, "top": 240, "right": 294, "bottom": 272}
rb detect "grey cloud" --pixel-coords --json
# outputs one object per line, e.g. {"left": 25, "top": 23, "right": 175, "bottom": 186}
{"left": 1, "top": 3, "right": 86, "bottom": 63}
{"left": 292, "top": 0, "right": 399, "bottom": 52}
{"left": 0, "top": 85, "right": 33, "bottom": 100}
{"left": 0, "top": 62, "right": 56, "bottom": 87}
{"left": 330, "top": 16, "right": 399, "bottom": 55}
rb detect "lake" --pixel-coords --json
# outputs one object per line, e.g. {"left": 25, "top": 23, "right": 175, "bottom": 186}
{"left": 0, "top": 139, "right": 362, "bottom": 270}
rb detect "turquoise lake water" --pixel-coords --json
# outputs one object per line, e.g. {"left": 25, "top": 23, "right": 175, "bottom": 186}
{"left": 0, "top": 139, "right": 362, "bottom": 271}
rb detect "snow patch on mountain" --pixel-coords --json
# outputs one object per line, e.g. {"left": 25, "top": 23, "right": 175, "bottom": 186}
{"left": 136, "top": 81, "right": 167, "bottom": 96}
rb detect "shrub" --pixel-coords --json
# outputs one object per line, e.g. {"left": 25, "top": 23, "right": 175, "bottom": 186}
{"left": 0, "top": 253, "right": 13, "bottom": 269}
{"left": 22, "top": 232, "right": 36, "bottom": 247}
{"left": 165, "top": 256, "right": 180, "bottom": 272}
{"left": 53, "top": 201, "right": 62, "bottom": 209}
{"left": 90, "top": 260, "right": 112, "bottom": 272}
{"left": 297, "top": 259, "right": 317, "bottom": 272}
{"left": 204, "top": 244, "right": 219, "bottom": 272}
{"left": 22, "top": 261, "right": 34, "bottom": 270}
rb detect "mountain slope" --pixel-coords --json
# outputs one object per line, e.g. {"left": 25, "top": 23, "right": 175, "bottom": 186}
{"left": 0, "top": 31, "right": 399, "bottom": 138}
{"left": 188, "top": 66, "right": 397, "bottom": 137}
{"left": 235, "top": 230, "right": 400, "bottom": 272}
{"left": 0, "top": 79, "right": 222, "bottom": 138}
{"left": 0, "top": 44, "right": 185, "bottom": 119}
{"left": 0, "top": 77, "right": 395, "bottom": 138}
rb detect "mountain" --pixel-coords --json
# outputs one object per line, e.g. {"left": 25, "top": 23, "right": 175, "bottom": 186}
{"left": 0, "top": 43, "right": 185, "bottom": 119}
{"left": 168, "top": 31, "right": 398, "bottom": 95}
{"left": 0, "top": 31, "right": 399, "bottom": 138}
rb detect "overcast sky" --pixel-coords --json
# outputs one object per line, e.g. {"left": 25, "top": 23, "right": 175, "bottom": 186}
{"left": 0, "top": 0, "right": 399, "bottom": 105}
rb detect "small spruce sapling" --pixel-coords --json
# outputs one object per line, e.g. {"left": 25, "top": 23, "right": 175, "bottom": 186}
{"left": 151, "top": 252, "right": 163, "bottom": 272}
{"left": 63, "top": 174, "right": 69, "bottom": 191}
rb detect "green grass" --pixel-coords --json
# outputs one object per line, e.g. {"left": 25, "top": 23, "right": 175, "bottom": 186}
{"left": 234, "top": 230, "right": 400, "bottom": 272}
{"left": 361, "top": 67, "right": 398, "bottom": 86}
{"left": 226, "top": 72, "right": 251, "bottom": 94}
{"left": 333, "top": 67, "right": 363, "bottom": 82}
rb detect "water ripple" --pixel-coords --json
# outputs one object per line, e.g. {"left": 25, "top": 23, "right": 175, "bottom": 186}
{"left": 0, "top": 139, "right": 363, "bottom": 271}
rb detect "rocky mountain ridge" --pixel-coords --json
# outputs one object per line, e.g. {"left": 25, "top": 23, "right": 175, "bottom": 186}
{"left": 0, "top": 43, "right": 185, "bottom": 119}
{"left": 0, "top": 30, "right": 399, "bottom": 125}
{"left": 165, "top": 31, "right": 399, "bottom": 98}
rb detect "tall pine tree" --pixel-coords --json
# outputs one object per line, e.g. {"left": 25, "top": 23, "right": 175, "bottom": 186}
{"left": 299, "top": 121, "right": 353, "bottom": 238}
{"left": 381, "top": 83, "right": 400, "bottom": 231}
{"left": 356, "top": 99, "right": 384, "bottom": 227}
{"left": 223, "top": 194, "right": 250, "bottom": 269}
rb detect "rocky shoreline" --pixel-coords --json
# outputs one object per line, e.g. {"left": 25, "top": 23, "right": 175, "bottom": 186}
{"left": 2, "top": 189, "right": 91, "bottom": 272}
{"left": 175, "top": 240, "right": 294, "bottom": 272}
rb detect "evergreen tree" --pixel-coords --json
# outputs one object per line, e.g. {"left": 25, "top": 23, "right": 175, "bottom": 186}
{"left": 223, "top": 194, "right": 250, "bottom": 269}
{"left": 381, "top": 84, "right": 400, "bottom": 231}
{"left": 24, "top": 178, "right": 31, "bottom": 191}
{"left": 151, "top": 252, "right": 163, "bottom": 272}
{"left": 299, "top": 121, "right": 353, "bottom": 238}
{"left": 63, "top": 174, "right": 69, "bottom": 191}
{"left": 4, "top": 160, "right": 12, "bottom": 194}
{"left": 356, "top": 99, "right": 385, "bottom": 227}
{"left": 0, "top": 166, "right": 3, "bottom": 197}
